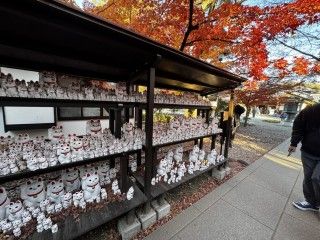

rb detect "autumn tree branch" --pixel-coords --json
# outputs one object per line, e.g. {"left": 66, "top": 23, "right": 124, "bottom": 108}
{"left": 275, "top": 38, "right": 320, "bottom": 61}
{"left": 297, "top": 29, "right": 320, "bottom": 41}
{"left": 180, "top": 0, "right": 198, "bottom": 51}
{"left": 186, "top": 37, "right": 237, "bottom": 46}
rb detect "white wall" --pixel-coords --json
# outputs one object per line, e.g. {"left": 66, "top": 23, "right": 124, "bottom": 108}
{"left": 1, "top": 67, "right": 39, "bottom": 82}
{"left": 3, "top": 107, "right": 55, "bottom": 125}
{"left": 0, "top": 108, "right": 5, "bottom": 135}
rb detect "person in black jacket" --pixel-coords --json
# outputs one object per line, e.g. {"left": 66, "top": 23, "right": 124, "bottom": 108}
{"left": 290, "top": 103, "right": 320, "bottom": 211}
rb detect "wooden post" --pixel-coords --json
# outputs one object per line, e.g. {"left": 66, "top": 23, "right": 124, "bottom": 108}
{"left": 153, "top": 147, "right": 158, "bottom": 177}
{"left": 109, "top": 109, "right": 115, "bottom": 168}
{"left": 211, "top": 135, "right": 216, "bottom": 150}
{"left": 136, "top": 108, "right": 143, "bottom": 166}
{"left": 125, "top": 82, "right": 131, "bottom": 123}
{"left": 144, "top": 67, "right": 155, "bottom": 200}
{"left": 195, "top": 109, "right": 200, "bottom": 146}
{"left": 109, "top": 109, "right": 115, "bottom": 134}
{"left": 115, "top": 108, "right": 122, "bottom": 139}
{"left": 219, "top": 111, "right": 224, "bottom": 155}
{"left": 224, "top": 90, "right": 234, "bottom": 159}
{"left": 120, "top": 154, "right": 129, "bottom": 192}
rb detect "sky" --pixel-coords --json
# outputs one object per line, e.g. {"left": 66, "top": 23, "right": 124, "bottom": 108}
{"left": 244, "top": 0, "right": 292, "bottom": 6}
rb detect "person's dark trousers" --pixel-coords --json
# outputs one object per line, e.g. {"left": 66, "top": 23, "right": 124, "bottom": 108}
{"left": 301, "top": 151, "right": 320, "bottom": 207}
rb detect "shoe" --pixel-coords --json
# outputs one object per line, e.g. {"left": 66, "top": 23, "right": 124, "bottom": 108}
{"left": 292, "top": 201, "right": 319, "bottom": 212}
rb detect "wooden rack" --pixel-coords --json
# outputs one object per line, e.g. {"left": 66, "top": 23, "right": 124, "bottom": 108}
{"left": 0, "top": 1, "right": 246, "bottom": 239}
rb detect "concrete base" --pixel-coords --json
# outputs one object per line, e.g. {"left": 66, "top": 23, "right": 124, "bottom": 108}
{"left": 211, "top": 168, "right": 226, "bottom": 180}
{"left": 151, "top": 199, "right": 171, "bottom": 219}
{"left": 117, "top": 214, "right": 141, "bottom": 240}
{"left": 136, "top": 207, "right": 157, "bottom": 230}
{"left": 224, "top": 166, "right": 231, "bottom": 176}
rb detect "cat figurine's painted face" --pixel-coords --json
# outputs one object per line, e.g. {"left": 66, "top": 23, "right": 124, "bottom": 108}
{"left": 25, "top": 178, "right": 44, "bottom": 197}
{"left": 7, "top": 200, "right": 23, "bottom": 216}
{"left": 60, "top": 143, "right": 71, "bottom": 155}
{"left": 47, "top": 179, "right": 64, "bottom": 195}
{"left": 52, "top": 126, "right": 64, "bottom": 139}
{"left": 16, "top": 133, "right": 30, "bottom": 145}
{"left": 41, "top": 71, "right": 57, "bottom": 85}
{"left": 82, "top": 172, "right": 99, "bottom": 189}
{"left": 87, "top": 120, "right": 102, "bottom": 135}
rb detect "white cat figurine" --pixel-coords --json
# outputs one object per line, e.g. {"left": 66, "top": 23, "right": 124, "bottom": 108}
{"left": 126, "top": 186, "right": 134, "bottom": 200}
{"left": 21, "top": 178, "right": 46, "bottom": 207}
{"left": 48, "top": 126, "right": 64, "bottom": 143}
{"left": 0, "top": 187, "right": 10, "bottom": 220}
{"left": 62, "top": 168, "right": 80, "bottom": 192}
{"left": 97, "top": 162, "right": 111, "bottom": 185}
{"left": 58, "top": 143, "right": 72, "bottom": 164}
{"left": 62, "top": 192, "right": 72, "bottom": 209}
{"left": 47, "top": 179, "right": 65, "bottom": 204}
{"left": 86, "top": 119, "right": 102, "bottom": 136}
{"left": 81, "top": 172, "right": 101, "bottom": 203}
{"left": 7, "top": 200, "right": 24, "bottom": 222}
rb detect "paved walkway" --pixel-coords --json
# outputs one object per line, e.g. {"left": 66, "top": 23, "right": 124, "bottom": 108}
{"left": 145, "top": 139, "right": 320, "bottom": 240}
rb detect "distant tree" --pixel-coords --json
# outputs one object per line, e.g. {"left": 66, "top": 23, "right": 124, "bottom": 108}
{"left": 235, "top": 81, "right": 295, "bottom": 126}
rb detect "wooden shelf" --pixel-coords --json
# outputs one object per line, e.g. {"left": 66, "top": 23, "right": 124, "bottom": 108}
{"left": 0, "top": 149, "right": 140, "bottom": 184}
{"left": 153, "top": 103, "right": 211, "bottom": 110}
{"left": 0, "top": 97, "right": 211, "bottom": 110}
{"left": 134, "top": 158, "right": 227, "bottom": 198}
{"left": 0, "top": 97, "right": 139, "bottom": 108}
{"left": 144, "top": 133, "right": 219, "bottom": 149}
{"left": 29, "top": 182, "right": 147, "bottom": 240}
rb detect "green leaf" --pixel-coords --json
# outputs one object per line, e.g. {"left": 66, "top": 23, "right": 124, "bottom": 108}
{"left": 90, "top": 0, "right": 107, "bottom": 7}
{"left": 201, "top": 0, "right": 216, "bottom": 11}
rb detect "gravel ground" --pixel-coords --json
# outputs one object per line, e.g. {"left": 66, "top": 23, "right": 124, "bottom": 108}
{"left": 79, "top": 119, "right": 291, "bottom": 240}
{"left": 229, "top": 118, "right": 291, "bottom": 164}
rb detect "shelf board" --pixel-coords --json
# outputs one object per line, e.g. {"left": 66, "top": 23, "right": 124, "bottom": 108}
{"left": 134, "top": 158, "right": 227, "bottom": 199}
{"left": 29, "top": 182, "right": 147, "bottom": 240}
{"left": 0, "top": 149, "right": 140, "bottom": 184}
{"left": 145, "top": 133, "right": 218, "bottom": 149}
{"left": 0, "top": 97, "right": 211, "bottom": 110}
{"left": 0, "top": 97, "right": 139, "bottom": 108}
{"left": 153, "top": 103, "right": 211, "bottom": 110}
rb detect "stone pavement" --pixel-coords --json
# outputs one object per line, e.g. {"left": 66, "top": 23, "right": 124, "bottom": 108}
{"left": 144, "top": 139, "right": 320, "bottom": 240}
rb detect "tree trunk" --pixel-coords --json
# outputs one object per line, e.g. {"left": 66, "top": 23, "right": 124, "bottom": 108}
{"left": 244, "top": 106, "right": 251, "bottom": 127}
{"left": 179, "top": 0, "right": 195, "bottom": 51}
